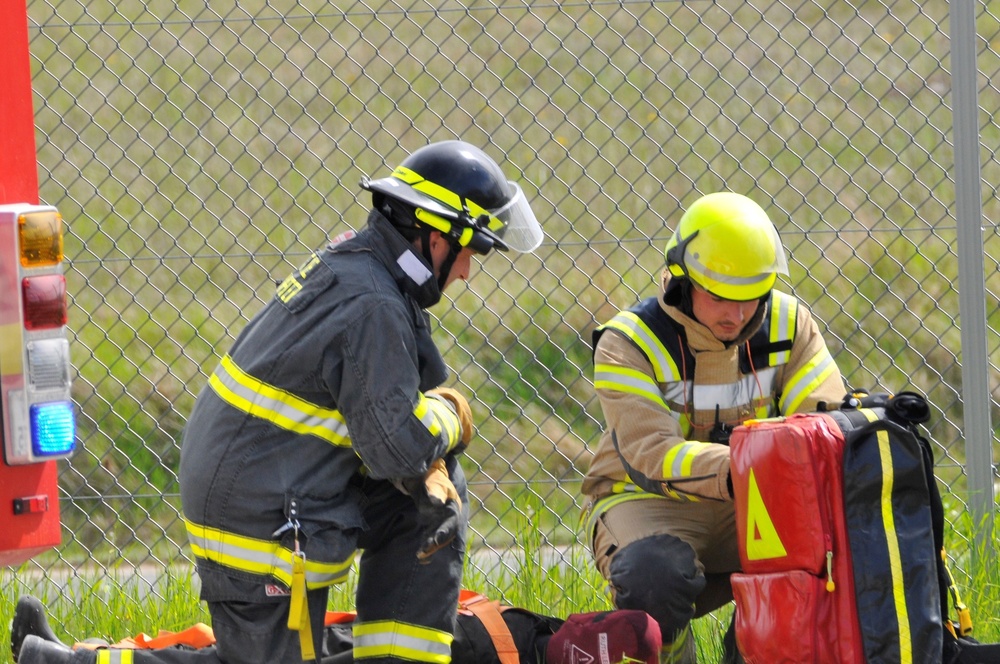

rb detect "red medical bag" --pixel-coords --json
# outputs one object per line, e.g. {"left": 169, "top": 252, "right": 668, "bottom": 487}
{"left": 730, "top": 397, "right": 948, "bottom": 664}
{"left": 729, "top": 412, "right": 865, "bottom": 664}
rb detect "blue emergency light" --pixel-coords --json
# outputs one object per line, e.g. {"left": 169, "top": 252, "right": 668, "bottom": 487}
{"left": 30, "top": 401, "right": 76, "bottom": 457}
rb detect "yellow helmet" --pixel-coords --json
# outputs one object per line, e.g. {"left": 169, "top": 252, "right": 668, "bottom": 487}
{"left": 664, "top": 192, "right": 788, "bottom": 301}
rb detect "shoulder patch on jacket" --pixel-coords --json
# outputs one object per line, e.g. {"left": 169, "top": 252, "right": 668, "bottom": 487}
{"left": 276, "top": 252, "right": 338, "bottom": 313}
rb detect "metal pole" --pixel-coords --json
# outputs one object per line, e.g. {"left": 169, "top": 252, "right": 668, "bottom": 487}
{"left": 949, "top": 0, "right": 996, "bottom": 562}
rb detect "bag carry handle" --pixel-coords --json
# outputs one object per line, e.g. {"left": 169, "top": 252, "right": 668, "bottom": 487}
{"left": 840, "top": 390, "right": 930, "bottom": 425}
{"left": 458, "top": 590, "right": 520, "bottom": 664}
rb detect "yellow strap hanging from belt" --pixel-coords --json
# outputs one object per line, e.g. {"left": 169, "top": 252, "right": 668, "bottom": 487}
{"left": 288, "top": 551, "right": 316, "bottom": 661}
{"left": 942, "top": 548, "right": 974, "bottom": 636}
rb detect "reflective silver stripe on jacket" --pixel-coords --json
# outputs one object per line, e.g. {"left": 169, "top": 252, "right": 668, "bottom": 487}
{"left": 209, "top": 354, "right": 352, "bottom": 447}
{"left": 692, "top": 367, "right": 778, "bottom": 410}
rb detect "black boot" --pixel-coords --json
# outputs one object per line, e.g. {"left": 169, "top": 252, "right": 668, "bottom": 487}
{"left": 721, "top": 614, "right": 745, "bottom": 664}
{"left": 16, "top": 635, "right": 75, "bottom": 664}
{"left": 10, "top": 596, "right": 67, "bottom": 662}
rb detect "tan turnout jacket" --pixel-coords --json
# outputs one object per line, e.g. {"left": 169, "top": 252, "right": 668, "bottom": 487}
{"left": 583, "top": 273, "right": 846, "bottom": 511}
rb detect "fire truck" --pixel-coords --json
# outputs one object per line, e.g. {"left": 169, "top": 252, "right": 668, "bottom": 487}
{"left": 0, "top": 1, "right": 76, "bottom": 565}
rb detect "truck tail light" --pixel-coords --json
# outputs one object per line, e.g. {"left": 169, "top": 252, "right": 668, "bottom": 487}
{"left": 22, "top": 274, "right": 67, "bottom": 330}
{"left": 1, "top": 204, "right": 76, "bottom": 465}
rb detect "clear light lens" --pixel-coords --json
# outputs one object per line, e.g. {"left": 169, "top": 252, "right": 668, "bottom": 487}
{"left": 30, "top": 400, "right": 76, "bottom": 457}
{"left": 27, "top": 338, "right": 71, "bottom": 390}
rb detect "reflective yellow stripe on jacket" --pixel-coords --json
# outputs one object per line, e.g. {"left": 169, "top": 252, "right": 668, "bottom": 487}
{"left": 416, "top": 392, "right": 463, "bottom": 452}
{"left": 210, "top": 355, "right": 461, "bottom": 450}
{"left": 769, "top": 290, "right": 797, "bottom": 365}
{"left": 778, "top": 347, "right": 838, "bottom": 414}
{"left": 663, "top": 440, "right": 713, "bottom": 479}
{"left": 594, "top": 363, "right": 666, "bottom": 407}
{"left": 96, "top": 651, "right": 134, "bottom": 664}
{"left": 768, "top": 291, "right": 839, "bottom": 415}
{"left": 582, "top": 490, "right": 665, "bottom": 540}
{"left": 353, "top": 620, "right": 454, "bottom": 664}
{"left": 599, "top": 312, "right": 682, "bottom": 384}
{"left": 185, "top": 519, "right": 355, "bottom": 589}
{"left": 209, "top": 354, "right": 351, "bottom": 447}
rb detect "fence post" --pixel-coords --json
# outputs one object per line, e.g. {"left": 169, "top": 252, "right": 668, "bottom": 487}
{"left": 950, "top": 0, "right": 996, "bottom": 565}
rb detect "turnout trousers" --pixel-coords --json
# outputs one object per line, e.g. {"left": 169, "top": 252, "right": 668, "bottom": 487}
{"left": 63, "top": 464, "right": 468, "bottom": 664}
{"left": 589, "top": 496, "right": 740, "bottom": 640}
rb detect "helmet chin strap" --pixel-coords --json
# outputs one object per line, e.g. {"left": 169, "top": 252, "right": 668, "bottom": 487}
{"left": 435, "top": 238, "right": 463, "bottom": 292}
{"left": 381, "top": 195, "right": 464, "bottom": 292}
{"left": 419, "top": 228, "right": 462, "bottom": 292}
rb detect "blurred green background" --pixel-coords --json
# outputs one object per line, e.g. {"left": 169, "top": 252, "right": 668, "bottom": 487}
{"left": 5, "top": 0, "right": 998, "bottom": 615}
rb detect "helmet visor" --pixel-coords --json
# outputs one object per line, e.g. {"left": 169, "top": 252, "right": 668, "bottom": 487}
{"left": 487, "top": 182, "right": 543, "bottom": 253}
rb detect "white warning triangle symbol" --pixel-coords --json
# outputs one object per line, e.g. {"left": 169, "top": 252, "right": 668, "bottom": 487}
{"left": 570, "top": 644, "right": 595, "bottom": 664}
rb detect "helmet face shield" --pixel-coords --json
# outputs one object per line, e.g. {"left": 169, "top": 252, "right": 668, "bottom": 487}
{"left": 483, "top": 182, "right": 543, "bottom": 253}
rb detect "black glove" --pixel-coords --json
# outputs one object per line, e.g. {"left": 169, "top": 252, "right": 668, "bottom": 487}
{"left": 841, "top": 390, "right": 930, "bottom": 425}
{"left": 887, "top": 391, "right": 930, "bottom": 424}
{"left": 399, "top": 458, "right": 463, "bottom": 562}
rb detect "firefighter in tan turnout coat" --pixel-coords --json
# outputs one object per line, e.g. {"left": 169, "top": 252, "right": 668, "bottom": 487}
{"left": 582, "top": 192, "right": 846, "bottom": 663}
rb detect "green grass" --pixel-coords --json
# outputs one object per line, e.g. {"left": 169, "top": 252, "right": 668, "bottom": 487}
{"left": 4, "top": 555, "right": 998, "bottom": 664}
{"left": 3, "top": 515, "right": 999, "bottom": 664}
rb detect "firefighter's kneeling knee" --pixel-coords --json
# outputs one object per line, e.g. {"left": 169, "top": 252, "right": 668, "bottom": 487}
{"left": 608, "top": 534, "right": 707, "bottom": 635}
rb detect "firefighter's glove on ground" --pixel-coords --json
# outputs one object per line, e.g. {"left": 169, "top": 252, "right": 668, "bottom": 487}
{"left": 399, "top": 458, "right": 463, "bottom": 562}
{"left": 428, "top": 387, "right": 473, "bottom": 450}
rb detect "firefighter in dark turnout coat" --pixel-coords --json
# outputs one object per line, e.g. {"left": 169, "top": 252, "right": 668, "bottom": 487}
{"left": 12, "top": 140, "right": 542, "bottom": 664}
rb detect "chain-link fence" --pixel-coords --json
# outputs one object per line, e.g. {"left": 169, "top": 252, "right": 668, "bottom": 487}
{"left": 6, "top": 0, "right": 1000, "bottom": 622}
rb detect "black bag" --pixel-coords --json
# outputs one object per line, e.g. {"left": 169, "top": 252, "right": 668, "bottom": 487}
{"left": 320, "top": 591, "right": 663, "bottom": 664}
{"left": 948, "top": 637, "right": 1000, "bottom": 664}
{"left": 831, "top": 392, "right": 1000, "bottom": 664}
{"left": 827, "top": 394, "right": 944, "bottom": 661}
{"left": 451, "top": 592, "right": 564, "bottom": 664}
{"left": 320, "top": 591, "right": 564, "bottom": 664}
